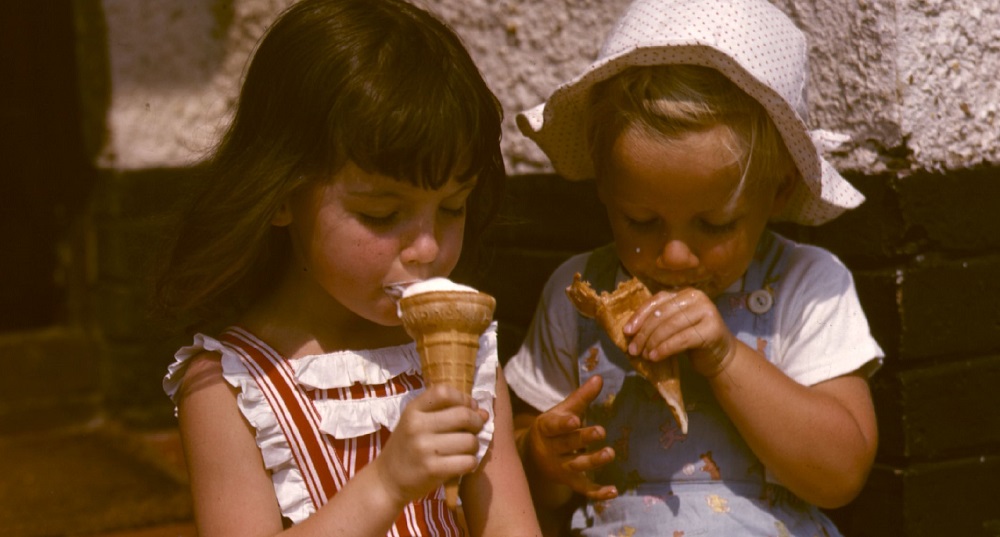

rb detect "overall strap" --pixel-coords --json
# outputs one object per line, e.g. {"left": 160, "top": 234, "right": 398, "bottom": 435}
{"left": 576, "top": 244, "right": 620, "bottom": 354}
{"left": 220, "top": 327, "right": 348, "bottom": 509}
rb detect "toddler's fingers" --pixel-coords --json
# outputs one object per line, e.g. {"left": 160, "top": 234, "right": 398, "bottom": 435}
{"left": 564, "top": 469, "right": 618, "bottom": 500}
{"left": 535, "top": 412, "right": 581, "bottom": 437}
{"left": 547, "top": 375, "right": 603, "bottom": 418}
{"left": 582, "top": 483, "right": 619, "bottom": 501}
{"left": 625, "top": 290, "right": 678, "bottom": 335}
{"left": 541, "top": 424, "right": 606, "bottom": 455}
{"left": 564, "top": 446, "right": 615, "bottom": 473}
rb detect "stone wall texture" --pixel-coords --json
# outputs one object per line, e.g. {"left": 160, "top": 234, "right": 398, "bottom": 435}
{"left": 90, "top": 0, "right": 1000, "bottom": 175}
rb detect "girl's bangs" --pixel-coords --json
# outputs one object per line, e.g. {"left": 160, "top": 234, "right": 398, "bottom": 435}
{"left": 340, "top": 65, "right": 500, "bottom": 189}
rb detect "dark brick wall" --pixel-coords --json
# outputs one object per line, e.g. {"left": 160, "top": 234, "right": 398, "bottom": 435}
{"left": 88, "top": 169, "right": 203, "bottom": 427}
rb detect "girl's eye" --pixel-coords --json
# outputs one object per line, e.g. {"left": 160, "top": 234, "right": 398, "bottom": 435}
{"left": 358, "top": 211, "right": 399, "bottom": 227}
{"left": 440, "top": 203, "right": 467, "bottom": 218}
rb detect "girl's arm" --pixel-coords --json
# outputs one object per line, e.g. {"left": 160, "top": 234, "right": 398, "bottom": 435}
{"left": 178, "top": 352, "right": 486, "bottom": 537}
{"left": 178, "top": 352, "right": 287, "bottom": 537}
{"left": 707, "top": 342, "right": 878, "bottom": 509}
{"left": 460, "top": 369, "right": 542, "bottom": 537}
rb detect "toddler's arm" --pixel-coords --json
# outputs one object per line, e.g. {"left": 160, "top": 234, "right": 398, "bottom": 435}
{"left": 625, "top": 289, "right": 878, "bottom": 508}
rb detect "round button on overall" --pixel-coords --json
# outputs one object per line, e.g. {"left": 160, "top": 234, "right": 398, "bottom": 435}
{"left": 747, "top": 289, "right": 774, "bottom": 314}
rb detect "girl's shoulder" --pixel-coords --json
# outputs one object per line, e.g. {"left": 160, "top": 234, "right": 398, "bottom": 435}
{"left": 163, "top": 332, "right": 247, "bottom": 407}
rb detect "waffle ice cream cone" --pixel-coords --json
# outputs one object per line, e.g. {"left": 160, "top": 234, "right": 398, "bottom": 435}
{"left": 566, "top": 273, "right": 688, "bottom": 434}
{"left": 398, "top": 284, "right": 496, "bottom": 509}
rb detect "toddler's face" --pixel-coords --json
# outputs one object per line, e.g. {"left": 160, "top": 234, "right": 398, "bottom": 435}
{"left": 597, "top": 126, "right": 787, "bottom": 299}
{"left": 274, "top": 161, "right": 474, "bottom": 328}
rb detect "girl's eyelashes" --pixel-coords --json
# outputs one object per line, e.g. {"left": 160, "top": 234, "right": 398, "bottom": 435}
{"left": 355, "top": 202, "right": 466, "bottom": 228}
{"left": 357, "top": 211, "right": 399, "bottom": 227}
{"left": 440, "top": 203, "right": 467, "bottom": 218}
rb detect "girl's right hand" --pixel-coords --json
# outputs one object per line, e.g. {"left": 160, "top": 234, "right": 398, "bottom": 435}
{"left": 372, "top": 384, "right": 487, "bottom": 507}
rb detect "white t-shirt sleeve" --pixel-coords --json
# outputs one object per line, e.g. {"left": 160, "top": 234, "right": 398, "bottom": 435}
{"left": 773, "top": 243, "right": 884, "bottom": 386}
{"left": 503, "top": 253, "right": 590, "bottom": 412}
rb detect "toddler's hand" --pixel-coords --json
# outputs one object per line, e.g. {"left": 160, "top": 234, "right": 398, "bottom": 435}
{"left": 524, "top": 376, "right": 617, "bottom": 500}
{"left": 374, "top": 384, "right": 486, "bottom": 506}
{"left": 624, "top": 288, "right": 738, "bottom": 378}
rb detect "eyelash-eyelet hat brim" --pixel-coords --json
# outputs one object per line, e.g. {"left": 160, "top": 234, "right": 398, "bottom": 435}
{"left": 516, "top": 0, "right": 865, "bottom": 226}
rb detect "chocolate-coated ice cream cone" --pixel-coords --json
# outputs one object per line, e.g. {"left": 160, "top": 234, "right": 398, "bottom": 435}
{"left": 398, "top": 290, "right": 496, "bottom": 509}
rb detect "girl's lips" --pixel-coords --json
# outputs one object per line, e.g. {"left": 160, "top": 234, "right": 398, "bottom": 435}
{"left": 383, "top": 280, "right": 422, "bottom": 301}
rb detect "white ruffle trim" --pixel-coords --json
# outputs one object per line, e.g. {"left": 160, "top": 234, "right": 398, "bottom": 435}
{"left": 163, "top": 323, "right": 499, "bottom": 524}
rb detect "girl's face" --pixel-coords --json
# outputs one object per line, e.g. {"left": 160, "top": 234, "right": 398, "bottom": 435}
{"left": 598, "top": 126, "right": 790, "bottom": 299}
{"left": 276, "top": 161, "right": 474, "bottom": 327}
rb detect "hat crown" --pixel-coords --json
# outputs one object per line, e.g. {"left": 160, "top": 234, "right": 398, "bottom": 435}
{"left": 516, "top": 0, "right": 867, "bottom": 225}
{"left": 599, "top": 0, "right": 809, "bottom": 120}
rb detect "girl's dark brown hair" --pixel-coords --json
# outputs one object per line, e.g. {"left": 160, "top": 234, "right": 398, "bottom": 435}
{"left": 153, "top": 0, "right": 504, "bottom": 328}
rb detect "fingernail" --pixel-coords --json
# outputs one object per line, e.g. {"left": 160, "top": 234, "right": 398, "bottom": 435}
{"left": 628, "top": 343, "right": 638, "bottom": 355}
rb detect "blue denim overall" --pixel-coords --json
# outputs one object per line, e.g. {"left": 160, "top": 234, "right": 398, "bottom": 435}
{"left": 571, "top": 231, "right": 842, "bottom": 536}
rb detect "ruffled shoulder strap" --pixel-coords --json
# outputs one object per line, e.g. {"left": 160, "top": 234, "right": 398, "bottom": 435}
{"left": 162, "top": 331, "right": 318, "bottom": 522}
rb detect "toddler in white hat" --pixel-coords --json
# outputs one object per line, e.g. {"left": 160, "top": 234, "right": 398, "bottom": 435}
{"left": 504, "top": 0, "right": 884, "bottom": 535}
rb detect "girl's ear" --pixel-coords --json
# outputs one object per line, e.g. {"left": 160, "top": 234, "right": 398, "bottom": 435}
{"left": 769, "top": 171, "right": 798, "bottom": 217}
{"left": 271, "top": 202, "right": 293, "bottom": 227}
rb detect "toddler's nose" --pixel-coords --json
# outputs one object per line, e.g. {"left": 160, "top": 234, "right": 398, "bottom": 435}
{"left": 656, "top": 239, "right": 698, "bottom": 270}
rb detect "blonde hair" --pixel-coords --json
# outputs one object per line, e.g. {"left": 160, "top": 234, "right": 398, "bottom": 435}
{"left": 587, "top": 65, "right": 795, "bottom": 200}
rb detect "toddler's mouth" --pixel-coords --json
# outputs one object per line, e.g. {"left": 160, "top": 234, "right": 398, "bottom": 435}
{"left": 647, "top": 280, "right": 708, "bottom": 294}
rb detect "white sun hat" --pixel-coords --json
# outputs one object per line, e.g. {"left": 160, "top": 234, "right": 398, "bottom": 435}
{"left": 516, "top": 0, "right": 866, "bottom": 225}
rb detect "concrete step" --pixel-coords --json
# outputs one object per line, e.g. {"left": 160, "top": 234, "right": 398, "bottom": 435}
{"left": 1, "top": 422, "right": 193, "bottom": 536}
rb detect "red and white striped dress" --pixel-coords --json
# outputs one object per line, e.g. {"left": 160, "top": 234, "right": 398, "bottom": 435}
{"left": 164, "top": 324, "right": 499, "bottom": 536}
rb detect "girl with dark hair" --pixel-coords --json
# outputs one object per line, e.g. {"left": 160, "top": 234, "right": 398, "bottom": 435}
{"left": 156, "top": 1, "right": 539, "bottom": 535}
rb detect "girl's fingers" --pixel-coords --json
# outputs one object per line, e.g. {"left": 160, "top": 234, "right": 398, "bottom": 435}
{"left": 433, "top": 431, "right": 483, "bottom": 457}
{"left": 424, "top": 405, "right": 486, "bottom": 433}
{"left": 417, "top": 384, "right": 477, "bottom": 411}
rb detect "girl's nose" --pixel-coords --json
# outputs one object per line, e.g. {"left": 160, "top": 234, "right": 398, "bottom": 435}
{"left": 400, "top": 221, "right": 441, "bottom": 266}
{"left": 655, "top": 238, "right": 698, "bottom": 270}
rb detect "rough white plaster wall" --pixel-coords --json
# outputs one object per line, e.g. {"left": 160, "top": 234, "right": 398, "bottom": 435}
{"left": 98, "top": 0, "right": 295, "bottom": 169}
{"left": 421, "top": 0, "right": 632, "bottom": 173}
{"left": 95, "top": 0, "right": 1000, "bottom": 176}
{"left": 896, "top": 1, "right": 1000, "bottom": 171}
